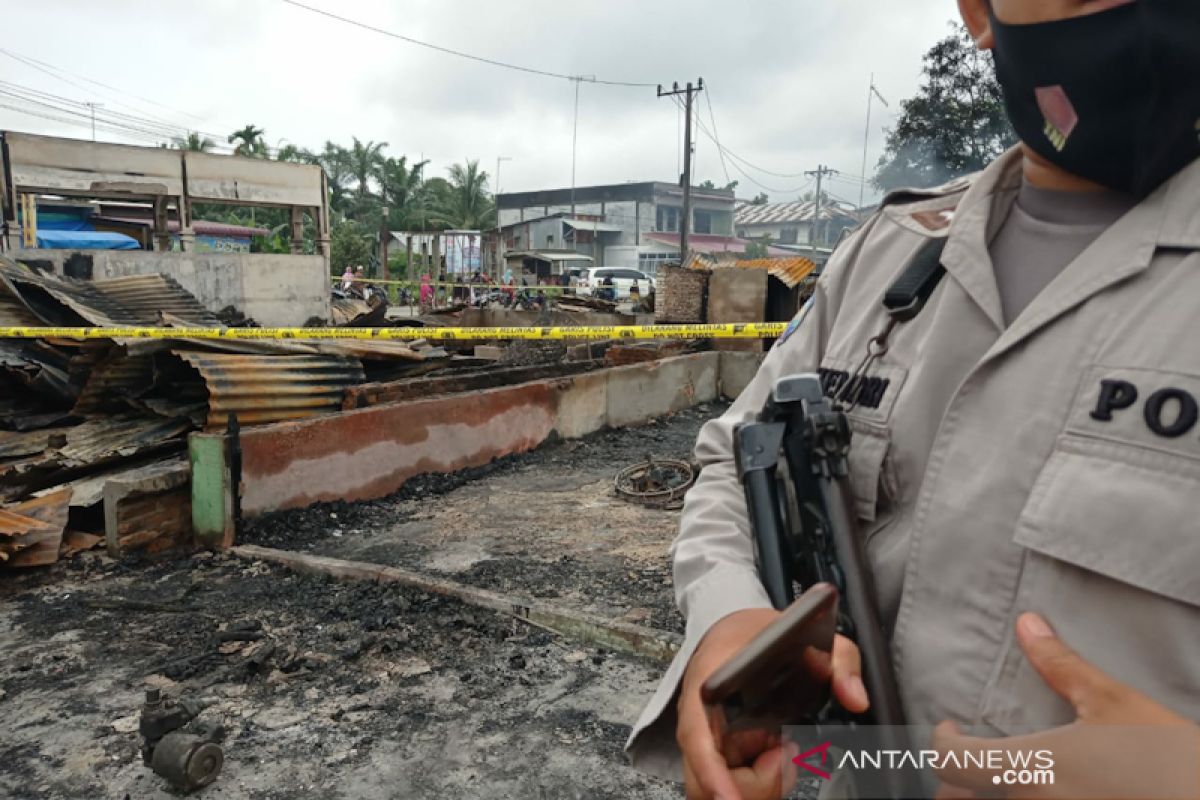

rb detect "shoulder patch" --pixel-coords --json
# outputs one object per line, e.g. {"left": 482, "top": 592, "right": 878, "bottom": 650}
{"left": 775, "top": 296, "right": 814, "bottom": 347}
{"left": 881, "top": 172, "right": 977, "bottom": 209}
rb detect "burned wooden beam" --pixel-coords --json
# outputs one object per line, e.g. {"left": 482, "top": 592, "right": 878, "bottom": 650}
{"left": 230, "top": 545, "right": 682, "bottom": 664}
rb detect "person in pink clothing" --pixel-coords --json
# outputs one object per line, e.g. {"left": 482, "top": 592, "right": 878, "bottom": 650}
{"left": 419, "top": 273, "right": 434, "bottom": 310}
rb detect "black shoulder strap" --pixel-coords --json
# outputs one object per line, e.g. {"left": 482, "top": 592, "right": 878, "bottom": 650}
{"left": 882, "top": 237, "right": 947, "bottom": 322}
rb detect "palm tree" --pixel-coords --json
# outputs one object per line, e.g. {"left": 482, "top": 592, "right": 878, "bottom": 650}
{"left": 347, "top": 137, "right": 388, "bottom": 199}
{"left": 228, "top": 124, "right": 267, "bottom": 158}
{"left": 275, "top": 140, "right": 313, "bottom": 164}
{"left": 379, "top": 155, "right": 429, "bottom": 228}
{"left": 432, "top": 160, "right": 495, "bottom": 230}
{"left": 172, "top": 131, "right": 216, "bottom": 152}
{"left": 316, "top": 141, "right": 352, "bottom": 214}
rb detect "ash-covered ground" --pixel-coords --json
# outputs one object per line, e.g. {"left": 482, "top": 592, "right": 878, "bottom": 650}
{"left": 1, "top": 404, "right": 730, "bottom": 799}
{"left": 0, "top": 554, "right": 676, "bottom": 799}
{"left": 242, "top": 402, "right": 729, "bottom": 634}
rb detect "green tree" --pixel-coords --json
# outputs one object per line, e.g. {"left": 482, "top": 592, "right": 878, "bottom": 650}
{"left": 742, "top": 239, "right": 771, "bottom": 259}
{"left": 431, "top": 160, "right": 495, "bottom": 230}
{"left": 228, "top": 124, "right": 268, "bottom": 158}
{"left": 750, "top": 192, "right": 769, "bottom": 205}
{"left": 330, "top": 217, "right": 373, "bottom": 272}
{"left": 698, "top": 179, "right": 739, "bottom": 192}
{"left": 874, "top": 24, "right": 1016, "bottom": 191}
{"left": 348, "top": 137, "right": 388, "bottom": 200}
{"left": 275, "top": 141, "right": 313, "bottom": 163}
{"left": 800, "top": 189, "right": 835, "bottom": 205}
{"left": 379, "top": 155, "right": 429, "bottom": 228}
{"left": 315, "top": 141, "right": 353, "bottom": 214}
{"left": 172, "top": 131, "right": 216, "bottom": 152}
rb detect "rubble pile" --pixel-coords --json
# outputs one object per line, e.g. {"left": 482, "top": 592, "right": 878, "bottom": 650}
{"left": 0, "top": 257, "right": 467, "bottom": 567}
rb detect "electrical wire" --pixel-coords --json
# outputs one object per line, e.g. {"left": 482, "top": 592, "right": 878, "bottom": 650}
{"left": 0, "top": 48, "right": 229, "bottom": 138}
{"left": 0, "top": 101, "right": 171, "bottom": 145}
{"left": 703, "top": 86, "right": 732, "bottom": 187}
{"left": 672, "top": 96, "right": 812, "bottom": 195}
{"left": 280, "top": 0, "right": 657, "bottom": 88}
{"left": 0, "top": 82, "right": 227, "bottom": 145}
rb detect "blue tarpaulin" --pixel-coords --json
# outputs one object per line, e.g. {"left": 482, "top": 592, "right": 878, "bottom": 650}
{"left": 35, "top": 230, "right": 141, "bottom": 250}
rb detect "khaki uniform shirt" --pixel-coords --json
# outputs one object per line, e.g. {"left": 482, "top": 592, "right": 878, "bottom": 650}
{"left": 627, "top": 148, "right": 1200, "bottom": 781}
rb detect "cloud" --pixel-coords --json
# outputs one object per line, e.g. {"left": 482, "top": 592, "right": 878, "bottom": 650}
{"left": 0, "top": 0, "right": 960, "bottom": 202}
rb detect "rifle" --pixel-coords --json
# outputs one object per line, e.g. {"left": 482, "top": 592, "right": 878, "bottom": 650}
{"left": 734, "top": 372, "right": 921, "bottom": 798}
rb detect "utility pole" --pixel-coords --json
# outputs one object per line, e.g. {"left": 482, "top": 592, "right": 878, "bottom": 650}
{"left": 569, "top": 76, "right": 595, "bottom": 215}
{"left": 85, "top": 102, "right": 103, "bottom": 141}
{"left": 805, "top": 165, "right": 837, "bottom": 257}
{"left": 859, "top": 75, "right": 889, "bottom": 219}
{"left": 379, "top": 206, "right": 390, "bottom": 283}
{"left": 495, "top": 156, "right": 511, "bottom": 280}
{"left": 658, "top": 78, "right": 704, "bottom": 266}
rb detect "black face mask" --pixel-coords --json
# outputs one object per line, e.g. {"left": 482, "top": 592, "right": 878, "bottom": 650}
{"left": 989, "top": 1, "right": 1200, "bottom": 197}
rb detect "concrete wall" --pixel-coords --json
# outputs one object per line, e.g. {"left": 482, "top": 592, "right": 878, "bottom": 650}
{"left": 192, "top": 353, "right": 726, "bottom": 525}
{"left": 719, "top": 351, "right": 765, "bottom": 399}
{"left": 12, "top": 249, "right": 329, "bottom": 327}
{"left": 708, "top": 268, "right": 768, "bottom": 354}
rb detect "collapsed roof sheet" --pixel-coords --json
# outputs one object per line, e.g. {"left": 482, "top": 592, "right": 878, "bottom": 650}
{"left": 174, "top": 351, "right": 367, "bottom": 428}
{"left": 90, "top": 274, "right": 222, "bottom": 326}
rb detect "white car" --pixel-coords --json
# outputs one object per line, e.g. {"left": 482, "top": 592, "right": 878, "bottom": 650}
{"left": 575, "top": 267, "right": 655, "bottom": 300}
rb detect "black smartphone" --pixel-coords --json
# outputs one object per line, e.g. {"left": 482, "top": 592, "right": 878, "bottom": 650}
{"left": 700, "top": 583, "right": 838, "bottom": 763}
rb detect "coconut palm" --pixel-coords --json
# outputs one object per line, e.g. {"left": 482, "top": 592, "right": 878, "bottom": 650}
{"left": 315, "top": 141, "right": 353, "bottom": 214}
{"left": 347, "top": 137, "right": 388, "bottom": 199}
{"left": 379, "top": 155, "right": 429, "bottom": 228}
{"left": 228, "top": 124, "right": 267, "bottom": 158}
{"left": 431, "top": 160, "right": 495, "bottom": 230}
{"left": 275, "top": 141, "right": 313, "bottom": 164}
{"left": 172, "top": 131, "right": 216, "bottom": 152}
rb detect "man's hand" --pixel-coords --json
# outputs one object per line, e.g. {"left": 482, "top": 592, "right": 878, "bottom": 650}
{"left": 933, "top": 613, "right": 1200, "bottom": 800}
{"left": 676, "top": 608, "right": 869, "bottom": 800}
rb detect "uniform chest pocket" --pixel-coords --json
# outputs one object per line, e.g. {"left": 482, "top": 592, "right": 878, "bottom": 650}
{"left": 981, "top": 434, "right": 1200, "bottom": 733}
{"left": 846, "top": 416, "right": 899, "bottom": 524}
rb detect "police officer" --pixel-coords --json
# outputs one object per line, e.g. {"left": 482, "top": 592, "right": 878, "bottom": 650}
{"left": 627, "top": 1, "right": 1200, "bottom": 798}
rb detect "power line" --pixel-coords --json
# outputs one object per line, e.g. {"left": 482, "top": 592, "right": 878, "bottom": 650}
{"left": 703, "top": 86, "right": 732, "bottom": 187}
{"left": 0, "top": 101, "right": 170, "bottom": 146}
{"left": 280, "top": 0, "right": 657, "bottom": 88}
{"left": 0, "top": 48, "right": 229, "bottom": 138}
{"left": 0, "top": 90, "right": 172, "bottom": 141}
{"left": 0, "top": 81, "right": 226, "bottom": 144}
{"left": 0, "top": 86, "right": 234, "bottom": 153}
{"left": 673, "top": 96, "right": 811, "bottom": 195}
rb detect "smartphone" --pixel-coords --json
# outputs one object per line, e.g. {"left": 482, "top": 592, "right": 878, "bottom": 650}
{"left": 701, "top": 583, "right": 838, "bottom": 760}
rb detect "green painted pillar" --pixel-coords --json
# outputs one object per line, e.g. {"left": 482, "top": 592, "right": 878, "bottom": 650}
{"left": 190, "top": 432, "right": 235, "bottom": 549}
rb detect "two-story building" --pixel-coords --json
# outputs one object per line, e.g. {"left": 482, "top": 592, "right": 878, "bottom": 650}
{"left": 497, "top": 181, "right": 754, "bottom": 278}
{"left": 734, "top": 199, "right": 860, "bottom": 250}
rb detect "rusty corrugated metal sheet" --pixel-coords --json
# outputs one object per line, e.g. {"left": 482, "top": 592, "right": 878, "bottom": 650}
{"left": 73, "top": 351, "right": 155, "bottom": 415}
{"left": 0, "top": 507, "right": 47, "bottom": 536}
{"left": 728, "top": 257, "right": 817, "bottom": 289}
{"left": 91, "top": 274, "right": 222, "bottom": 326}
{"left": 55, "top": 416, "right": 192, "bottom": 469}
{"left": 174, "top": 352, "right": 366, "bottom": 428}
{"left": 0, "top": 263, "right": 137, "bottom": 326}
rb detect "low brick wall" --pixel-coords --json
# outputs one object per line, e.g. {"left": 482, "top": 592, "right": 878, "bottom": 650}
{"left": 190, "top": 351, "right": 769, "bottom": 545}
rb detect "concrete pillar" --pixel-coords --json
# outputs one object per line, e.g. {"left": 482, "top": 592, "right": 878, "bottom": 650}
{"left": 177, "top": 196, "right": 195, "bottom": 252}
{"left": 152, "top": 196, "right": 171, "bottom": 251}
{"left": 19, "top": 193, "right": 37, "bottom": 249}
{"left": 290, "top": 207, "right": 305, "bottom": 254}
{"left": 431, "top": 234, "right": 442, "bottom": 281}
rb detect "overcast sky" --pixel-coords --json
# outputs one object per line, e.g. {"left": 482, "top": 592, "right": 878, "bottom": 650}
{"left": 1, "top": 0, "right": 964, "bottom": 205}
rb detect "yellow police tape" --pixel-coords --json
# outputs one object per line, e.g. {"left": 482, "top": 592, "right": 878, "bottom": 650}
{"left": 332, "top": 276, "right": 579, "bottom": 291}
{"left": 0, "top": 323, "right": 787, "bottom": 341}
